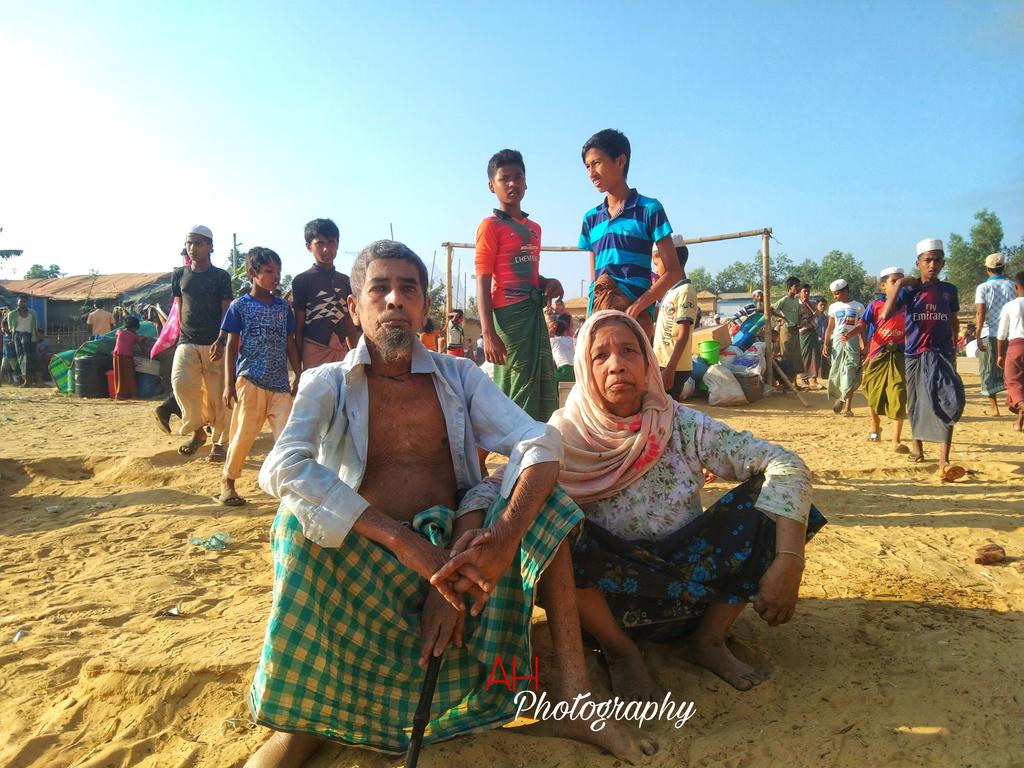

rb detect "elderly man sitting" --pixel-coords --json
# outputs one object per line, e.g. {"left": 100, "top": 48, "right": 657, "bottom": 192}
{"left": 245, "top": 241, "right": 652, "bottom": 767}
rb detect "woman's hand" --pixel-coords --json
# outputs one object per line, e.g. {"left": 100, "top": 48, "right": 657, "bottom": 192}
{"left": 753, "top": 554, "right": 804, "bottom": 626}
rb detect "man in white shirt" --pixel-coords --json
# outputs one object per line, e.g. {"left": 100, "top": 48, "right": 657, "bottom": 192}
{"left": 823, "top": 279, "right": 865, "bottom": 416}
{"left": 653, "top": 237, "right": 697, "bottom": 400}
{"left": 974, "top": 253, "right": 1017, "bottom": 416}
{"left": 996, "top": 270, "right": 1024, "bottom": 432}
{"left": 246, "top": 240, "right": 651, "bottom": 767}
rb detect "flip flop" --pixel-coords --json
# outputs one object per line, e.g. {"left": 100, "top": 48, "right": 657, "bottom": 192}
{"left": 842, "top": 411, "right": 855, "bottom": 418}
{"left": 908, "top": 453, "right": 925, "bottom": 463}
{"left": 206, "top": 444, "right": 227, "bottom": 463}
{"left": 868, "top": 432, "right": 880, "bottom": 442}
{"left": 940, "top": 465, "right": 966, "bottom": 482}
{"left": 178, "top": 436, "right": 206, "bottom": 456}
{"left": 893, "top": 444, "right": 911, "bottom": 454}
{"left": 215, "top": 494, "right": 247, "bottom": 507}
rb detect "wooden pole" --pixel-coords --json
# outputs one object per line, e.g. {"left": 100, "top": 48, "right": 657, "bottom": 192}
{"left": 445, "top": 244, "right": 453, "bottom": 317}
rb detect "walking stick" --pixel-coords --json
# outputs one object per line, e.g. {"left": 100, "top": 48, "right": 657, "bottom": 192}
{"left": 404, "top": 652, "right": 443, "bottom": 768}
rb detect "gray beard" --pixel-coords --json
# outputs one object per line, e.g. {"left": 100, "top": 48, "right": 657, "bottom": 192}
{"left": 374, "top": 327, "right": 415, "bottom": 363}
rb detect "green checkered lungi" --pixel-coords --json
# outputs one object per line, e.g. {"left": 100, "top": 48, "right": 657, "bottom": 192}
{"left": 248, "top": 486, "right": 583, "bottom": 753}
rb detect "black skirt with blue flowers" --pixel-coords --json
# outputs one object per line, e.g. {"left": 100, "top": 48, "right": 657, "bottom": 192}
{"left": 571, "top": 475, "right": 827, "bottom": 642}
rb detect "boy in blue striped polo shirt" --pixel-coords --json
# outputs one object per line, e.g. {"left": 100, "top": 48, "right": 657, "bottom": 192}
{"left": 579, "top": 128, "right": 681, "bottom": 339}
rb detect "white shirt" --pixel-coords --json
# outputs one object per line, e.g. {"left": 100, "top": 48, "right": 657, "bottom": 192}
{"left": 258, "top": 335, "right": 562, "bottom": 547}
{"left": 997, "top": 297, "right": 1024, "bottom": 342}
{"left": 975, "top": 277, "right": 1016, "bottom": 338}
{"left": 828, "top": 300, "right": 865, "bottom": 345}
{"left": 15, "top": 313, "right": 33, "bottom": 333}
{"left": 550, "top": 335, "right": 575, "bottom": 368}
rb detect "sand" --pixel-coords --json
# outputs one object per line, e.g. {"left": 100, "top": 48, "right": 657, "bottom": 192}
{"left": 1, "top": 359, "right": 1022, "bottom": 768}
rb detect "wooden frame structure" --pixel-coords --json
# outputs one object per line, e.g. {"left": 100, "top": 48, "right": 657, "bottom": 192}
{"left": 440, "top": 226, "right": 806, "bottom": 404}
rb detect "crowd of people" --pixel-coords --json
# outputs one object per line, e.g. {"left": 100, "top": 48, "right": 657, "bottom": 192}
{"left": 5, "top": 126, "right": 1022, "bottom": 768}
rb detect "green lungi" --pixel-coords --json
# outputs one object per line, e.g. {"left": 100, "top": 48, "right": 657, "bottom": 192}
{"left": 779, "top": 324, "right": 804, "bottom": 375}
{"left": 492, "top": 289, "right": 558, "bottom": 422}
{"left": 248, "top": 487, "right": 582, "bottom": 753}
{"left": 862, "top": 344, "right": 907, "bottom": 420}
{"left": 827, "top": 338, "right": 862, "bottom": 401}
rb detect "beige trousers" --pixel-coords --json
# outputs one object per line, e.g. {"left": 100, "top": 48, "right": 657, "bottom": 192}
{"left": 171, "top": 343, "right": 229, "bottom": 444}
{"left": 223, "top": 376, "right": 293, "bottom": 480}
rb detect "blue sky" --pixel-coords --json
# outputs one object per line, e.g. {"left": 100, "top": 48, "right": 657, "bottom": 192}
{"left": 1, "top": 0, "right": 1021, "bottom": 301}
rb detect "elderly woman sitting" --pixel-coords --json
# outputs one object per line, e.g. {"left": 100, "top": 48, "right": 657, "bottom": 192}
{"left": 554, "top": 310, "right": 825, "bottom": 696}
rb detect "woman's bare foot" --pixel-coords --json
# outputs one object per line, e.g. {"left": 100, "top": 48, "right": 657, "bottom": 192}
{"left": 604, "top": 647, "right": 663, "bottom": 702}
{"left": 244, "top": 731, "right": 322, "bottom": 768}
{"left": 684, "top": 637, "right": 767, "bottom": 691}
{"left": 552, "top": 717, "right": 658, "bottom": 764}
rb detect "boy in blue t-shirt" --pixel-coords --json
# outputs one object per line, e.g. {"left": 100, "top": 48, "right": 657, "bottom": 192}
{"left": 882, "top": 238, "right": 965, "bottom": 482}
{"left": 217, "top": 247, "right": 300, "bottom": 505}
{"left": 578, "top": 128, "right": 681, "bottom": 339}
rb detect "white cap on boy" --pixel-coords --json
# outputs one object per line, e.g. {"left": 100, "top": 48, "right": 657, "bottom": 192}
{"left": 829, "top": 278, "right": 848, "bottom": 292}
{"left": 916, "top": 238, "right": 943, "bottom": 256}
{"left": 879, "top": 266, "right": 904, "bottom": 278}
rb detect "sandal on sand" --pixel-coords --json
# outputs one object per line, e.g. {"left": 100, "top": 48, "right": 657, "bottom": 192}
{"left": 215, "top": 493, "right": 247, "bottom": 507}
{"left": 178, "top": 436, "right": 206, "bottom": 456}
{"left": 893, "top": 444, "right": 911, "bottom": 454}
{"left": 206, "top": 444, "right": 227, "bottom": 463}
{"left": 842, "top": 410, "right": 854, "bottom": 418}
{"left": 868, "top": 432, "right": 880, "bottom": 442}
{"left": 940, "top": 465, "right": 966, "bottom": 483}
{"left": 908, "top": 453, "right": 925, "bottom": 463}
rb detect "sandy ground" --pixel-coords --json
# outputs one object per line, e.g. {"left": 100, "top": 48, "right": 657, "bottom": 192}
{"left": 1, "top": 359, "right": 1022, "bottom": 768}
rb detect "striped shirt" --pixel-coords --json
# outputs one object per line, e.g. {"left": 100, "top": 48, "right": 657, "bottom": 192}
{"left": 579, "top": 189, "right": 672, "bottom": 309}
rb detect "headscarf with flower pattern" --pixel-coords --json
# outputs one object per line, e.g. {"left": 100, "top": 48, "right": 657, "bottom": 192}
{"left": 549, "top": 309, "right": 676, "bottom": 504}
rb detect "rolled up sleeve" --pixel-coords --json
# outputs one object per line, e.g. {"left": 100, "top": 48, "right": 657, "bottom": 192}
{"left": 258, "top": 369, "right": 369, "bottom": 547}
{"left": 688, "top": 409, "right": 812, "bottom": 525}
{"left": 461, "top": 364, "right": 562, "bottom": 499}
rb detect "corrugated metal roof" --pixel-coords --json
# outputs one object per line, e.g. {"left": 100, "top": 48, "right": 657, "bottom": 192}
{"left": 0, "top": 272, "right": 171, "bottom": 301}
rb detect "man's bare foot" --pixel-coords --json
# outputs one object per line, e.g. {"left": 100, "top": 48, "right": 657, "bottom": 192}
{"left": 244, "top": 731, "right": 323, "bottom": 768}
{"left": 684, "top": 637, "right": 767, "bottom": 691}
{"left": 604, "top": 647, "right": 663, "bottom": 702}
{"left": 552, "top": 717, "right": 658, "bottom": 764}
{"left": 983, "top": 409, "right": 1001, "bottom": 417}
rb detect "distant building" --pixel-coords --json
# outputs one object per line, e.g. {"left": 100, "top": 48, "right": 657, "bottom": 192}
{"left": 0, "top": 272, "right": 172, "bottom": 334}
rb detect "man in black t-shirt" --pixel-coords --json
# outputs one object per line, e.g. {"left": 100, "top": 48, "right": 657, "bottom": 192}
{"left": 170, "top": 225, "right": 234, "bottom": 460}
{"left": 292, "top": 218, "right": 360, "bottom": 373}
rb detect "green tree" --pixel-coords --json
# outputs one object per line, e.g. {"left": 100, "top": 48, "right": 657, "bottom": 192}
{"left": 792, "top": 258, "right": 821, "bottom": 291}
{"left": 24, "top": 263, "right": 64, "bottom": 279}
{"left": 711, "top": 261, "right": 758, "bottom": 293}
{"left": 427, "top": 281, "right": 447, "bottom": 329}
{"left": 817, "top": 250, "right": 870, "bottom": 302}
{"left": 1002, "top": 235, "right": 1024, "bottom": 276}
{"left": 688, "top": 266, "right": 714, "bottom": 293}
{"left": 946, "top": 209, "right": 1005, "bottom": 299}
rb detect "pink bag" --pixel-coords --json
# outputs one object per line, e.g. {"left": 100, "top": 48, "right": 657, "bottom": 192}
{"left": 150, "top": 302, "right": 180, "bottom": 358}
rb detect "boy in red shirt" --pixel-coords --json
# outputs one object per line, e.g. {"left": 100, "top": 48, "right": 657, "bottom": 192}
{"left": 475, "top": 149, "right": 562, "bottom": 421}
{"left": 846, "top": 267, "right": 908, "bottom": 452}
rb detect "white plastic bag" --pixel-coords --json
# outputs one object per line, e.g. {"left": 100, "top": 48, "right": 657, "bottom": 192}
{"left": 704, "top": 364, "right": 747, "bottom": 407}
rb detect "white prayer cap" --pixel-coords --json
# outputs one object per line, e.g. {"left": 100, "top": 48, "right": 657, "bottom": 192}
{"left": 879, "top": 266, "right": 904, "bottom": 278}
{"left": 916, "top": 237, "right": 943, "bottom": 256}
{"left": 671, "top": 233, "right": 686, "bottom": 247}
{"left": 829, "top": 278, "right": 849, "bottom": 292}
